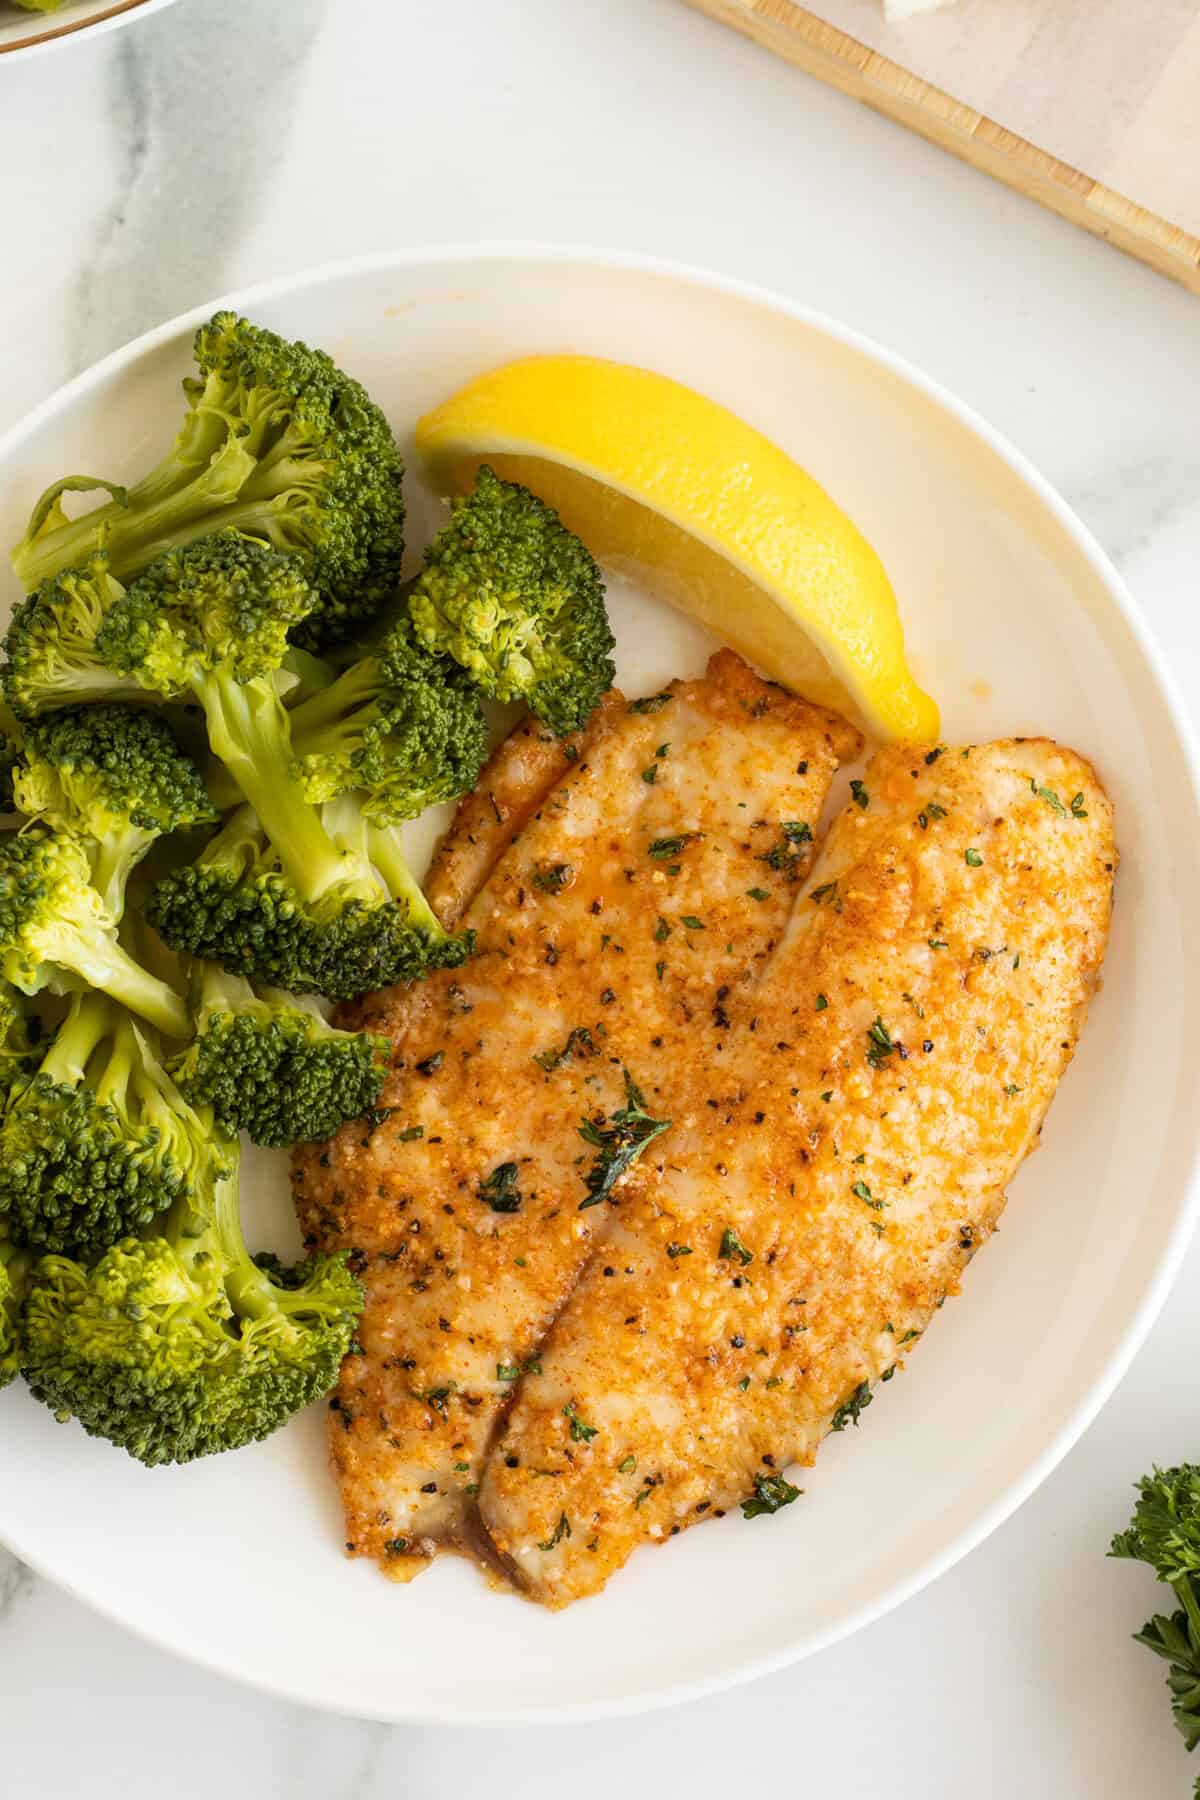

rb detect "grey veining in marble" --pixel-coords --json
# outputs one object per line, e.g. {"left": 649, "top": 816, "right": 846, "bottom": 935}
{"left": 72, "top": 0, "right": 329, "bottom": 375}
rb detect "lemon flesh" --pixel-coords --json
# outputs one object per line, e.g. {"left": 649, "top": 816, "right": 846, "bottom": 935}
{"left": 416, "top": 355, "right": 939, "bottom": 742}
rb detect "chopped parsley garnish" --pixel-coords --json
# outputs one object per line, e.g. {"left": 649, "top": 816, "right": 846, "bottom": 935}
{"left": 815, "top": 992, "right": 828, "bottom": 1012}
{"left": 641, "top": 764, "right": 658, "bottom": 785}
{"left": 415, "top": 1051, "right": 444, "bottom": 1076}
{"left": 649, "top": 832, "right": 701, "bottom": 860}
{"left": 654, "top": 916, "right": 671, "bottom": 942}
{"left": 852, "top": 1179, "right": 884, "bottom": 1210}
{"left": 830, "top": 1380, "right": 873, "bottom": 1431}
{"left": 964, "top": 847, "right": 983, "bottom": 867}
{"left": 680, "top": 915, "right": 704, "bottom": 930}
{"left": 656, "top": 742, "right": 670, "bottom": 758}
{"left": 746, "top": 886, "right": 769, "bottom": 901}
{"left": 479, "top": 1162, "right": 523, "bottom": 1213}
{"left": 1003, "top": 1082, "right": 1023, "bottom": 1096}
{"left": 538, "top": 1513, "right": 572, "bottom": 1552}
{"left": 533, "top": 1025, "right": 596, "bottom": 1074}
{"left": 810, "top": 880, "right": 842, "bottom": 910}
{"left": 533, "top": 861, "right": 573, "bottom": 893}
{"left": 866, "top": 1016, "right": 896, "bottom": 1068}
{"left": 719, "top": 1226, "right": 753, "bottom": 1267}
{"left": 417, "top": 1384, "right": 455, "bottom": 1416}
{"left": 383, "top": 1537, "right": 410, "bottom": 1557}
{"left": 655, "top": 960, "right": 666, "bottom": 982}
{"left": 1030, "top": 779, "right": 1067, "bottom": 816}
{"left": 398, "top": 1124, "right": 424, "bottom": 1142}
{"left": 630, "top": 691, "right": 673, "bottom": 714}
{"left": 741, "top": 1471, "right": 802, "bottom": 1518}
{"left": 738, "top": 1375, "right": 751, "bottom": 1391}
{"left": 850, "top": 780, "right": 869, "bottom": 809}
{"left": 564, "top": 1403, "right": 598, "bottom": 1442}
{"left": 759, "top": 819, "right": 813, "bottom": 874}
{"left": 917, "top": 802, "right": 947, "bottom": 830}
{"left": 617, "top": 1454, "right": 636, "bottom": 1474}
{"left": 1070, "top": 791, "right": 1088, "bottom": 818}
{"left": 578, "top": 1069, "right": 671, "bottom": 1209}
{"left": 928, "top": 937, "right": 949, "bottom": 950}
{"left": 900, "top": 1329, "right": 920, "bottom": 1344}
{"left": 496, "top": 1363, "right": 521, "bottom": 1382}
{"left": 924, "top": 747, "right": 945, "bottom": 765}
{"left": 666, "top": 1242, "right": 693, "bottom": 1258}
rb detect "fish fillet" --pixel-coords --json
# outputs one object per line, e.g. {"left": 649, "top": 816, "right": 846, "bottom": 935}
{"left": 292, "top": 651, "right": 861, "bottom": 1577}
{"left": 478, "top": 738, "right": 1115, "bottom": 1606}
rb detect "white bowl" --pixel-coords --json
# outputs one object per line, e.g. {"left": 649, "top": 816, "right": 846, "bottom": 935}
{"left": 0, "top": 0, "right": 177, "bottom": 63}
{"left": 0, "top": 248, "right": 1197, "bottom": 1723}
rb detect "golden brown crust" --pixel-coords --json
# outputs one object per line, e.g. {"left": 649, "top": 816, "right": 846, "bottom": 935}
{"left": 426, "top": 693, "right": 626, "bottom": 928}
{"left": 478, "top": 737, "right": 1116, "bottom": 1606}
{"left": 292, "top": 653, "right": 861, "bottom": 1575}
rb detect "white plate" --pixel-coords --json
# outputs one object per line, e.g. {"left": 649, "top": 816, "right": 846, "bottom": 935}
{"left": 0, "top": 0, "right": 177, "bottom": 62}
{"left": 0, "top": 248, "right": 1197, "bottom": 1723}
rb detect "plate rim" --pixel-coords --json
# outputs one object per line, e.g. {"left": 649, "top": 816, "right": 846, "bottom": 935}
{"left": 0, "top": 0, "right": 176, "bottom": 63}
{"left": 2, "top": 242, "right": 1198, "bottom": 1725}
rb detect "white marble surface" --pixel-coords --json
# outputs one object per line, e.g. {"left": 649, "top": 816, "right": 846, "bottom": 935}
{"left": 2, "top": 0, "right": 1200, "bottom": 1792}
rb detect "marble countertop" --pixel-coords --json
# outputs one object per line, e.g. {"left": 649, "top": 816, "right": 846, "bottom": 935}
{"left": 3, "top": 1, "right": 1200, "bottom": 1793}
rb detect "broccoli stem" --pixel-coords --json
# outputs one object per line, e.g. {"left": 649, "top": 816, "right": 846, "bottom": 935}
{"left": 41, "top": 922, "right": 189, "bottom": 1041}
{"left": 285, "top": 657, "right": 382, "bottom": 741}
{"left": 197, "top": 676, "right": 372, "bottom": 904}
{"left": 364, "top": 819, "right": 447, "bottom": 940}
{"left": 90, "top": 826, "right": 157, "bottom": 921}
{"left": 12, "top": 442, "right": 255, "bottom": 590}
{"left": 36, "top": 989, "right": 113, "bottom": 1090}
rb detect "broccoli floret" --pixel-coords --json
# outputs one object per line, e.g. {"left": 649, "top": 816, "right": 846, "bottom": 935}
{"left": 13, "top": 705, "right": 215, "bottom": 918}
{"left": 168, "top": 961, "right": 389, "bottom": 1147}
{"left": 409, "top": 465, "right": 614, "bottom": 734}
{"left": 0, "top": 699, "right": 22, "bottom": 811}
{"left": 0, "top": 1221, "right": 32, "bottom": 1391}
{"left": 278, "top": 617, "right": 488, "bottom": 821}
{"left": 22, "top": 1115, "right": 362, "bottom": 1465}
{"left": 1, "top": 551, "right": 152, "bottom": 722}
{"left": 147, "top": 801, "right": 470, "bottom": 1000}
{"left": 0, "top": 825, "right": 188, "bottom": 1038}
{"left": 12, "top": 313, "right": 406, "bottom": 650}
{"left": 0, "top": 981, "right": 41, "bottom": 1100}
{"left": 204, "top": 617, "right": 487, "bottom": 823}
{"left": 0, "top": 990, "right": 202, "bottom": 1257}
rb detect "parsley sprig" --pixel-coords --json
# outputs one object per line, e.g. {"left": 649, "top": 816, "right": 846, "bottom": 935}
{"left": 1111, "top": 1465, "right": 1200, "bottom": 1783}
{"left": 577, "top": 1069, "right": 670, "bottom": 1210}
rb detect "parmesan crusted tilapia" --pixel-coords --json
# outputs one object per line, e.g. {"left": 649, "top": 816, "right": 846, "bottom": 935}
{"left": 292, "top": 651, "right": 861, "bottom": 1578}
{"left": 477, "top": 738, "right": 1115, "bottom": 1606}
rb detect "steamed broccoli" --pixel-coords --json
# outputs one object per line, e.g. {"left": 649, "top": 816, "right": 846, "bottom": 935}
{"left": 409, "top": 465, "right": 614, "bottom": 734}
{"left": 0, "top": 699, "right": 22, "bottom": 811}
{"left": 0, "top": 990, "right": 202, "bottom": 1257}
{"left": 0, "top": 1221, "right": 31, "bottom": 1390}
{"left": 168, "top": 961, "right": 389, "bottom": 1147}
{"left": 12, "top": 312, "right": 406, "bottom": 650}
{"left": 1, "top": 552, "right": 152, "bottom": 722}
{"left": 0, "top": 825, "right": 188, "bottom": 1038}
{"left": 148, "top": 799, "right": 470, "bottom": 1000}
{"left": 0, "top": 981, "right": 40, "bottom": 1100}
{"left": 23, "top": 1111, "right": 362, "bottom": 1465}
{"left": 13, "top": 706, "right": 215, "bottom": 918}
{"left": 207, "top": 614, "right": 488, "bottom": 821}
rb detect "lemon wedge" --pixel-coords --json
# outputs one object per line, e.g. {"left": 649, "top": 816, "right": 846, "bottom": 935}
{"left": 415, "top": 355, "right": 938, "bottom": 742}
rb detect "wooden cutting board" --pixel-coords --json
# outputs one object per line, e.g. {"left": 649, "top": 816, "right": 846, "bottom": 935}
{"left": 681, "top": 0, "right": 1200, "bottom": 296}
